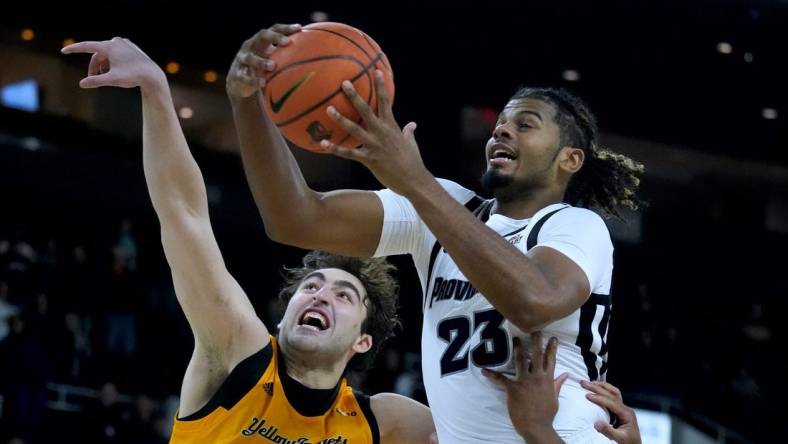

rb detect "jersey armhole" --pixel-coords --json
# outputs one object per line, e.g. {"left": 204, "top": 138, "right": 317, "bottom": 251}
{"left": 353, "top": 390, "right": 381, "bottom": 444}
{"left": 177, "top": 341, "right": 273, "bottom": 421}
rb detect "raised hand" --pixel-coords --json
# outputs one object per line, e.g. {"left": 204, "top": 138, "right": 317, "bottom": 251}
{"left": 226, "top": 23, "right": 302, "bottom": 99}
{"left": 61, "top": 37, "right": 165, "bottom": 93}
{"left": 319, "top": 70, "right": 428, "bottom": 196}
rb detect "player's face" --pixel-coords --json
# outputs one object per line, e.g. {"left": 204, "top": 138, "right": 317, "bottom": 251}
{"left": 279, "top": 268, "right": 371, "bottom": 363}
{"left": 482, "top": 98, "right": 563, "bottom": 194}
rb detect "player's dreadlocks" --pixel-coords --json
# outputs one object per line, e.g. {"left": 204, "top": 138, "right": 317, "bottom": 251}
{"left": 511, "top": 87, "right": 644, "bottom": 219}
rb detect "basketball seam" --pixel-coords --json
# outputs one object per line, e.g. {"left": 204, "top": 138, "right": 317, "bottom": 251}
{"left": 307, "top": 27, "right": 375, "bottom": 62}
{"left": 361, "top": 34, "right": 391, "bottom": 72}
{"left": 267, "top": 55, "right": 366, "bottom": 83}
{"left": 275, "top": 52, "right": 386, "bottom": 128}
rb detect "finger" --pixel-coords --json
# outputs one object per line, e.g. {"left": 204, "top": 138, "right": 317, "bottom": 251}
{"left": 327, "top": 106, "right": 373, "bottom": 144}
{"left": 251, "top": 27, "right": 296, "bottom": 55}
{"left": 87, "top": 52, "right": 108, "bottom": 76}
{"left": 581, "top": 380, "right": 623, "bottom": 402}
{"left": 593, "top": 421, "right": 626, "bottom": 442}
{"left": 341, "top": 80, "right": 376, "bottom": 124}
{"left": 402, "top": 121, "right": 418, "bottom": 143}
{"left": 512, "top": 337, "right": 528, "bottom": 377}
{"left": 373, "top": 70, "right": 393, "bottom": 120}
{"left": 234, "top": 70, "right": 265, "bottom": 90}
{"left": 79, "top": 73, "right": 120, "bottom": 89}
{"left": 429, "top": 432, "right": 439, "bottom": 444}
{"left": 269, "top": 23, "right": 303, "bottom": 37}
{"left": 586, "top": 392, "right": 636, "bottom": 422}
{"left": 553, "top": 372, "right": 569, "bottom": 395}
{"left": 320, "top": 139, "right": 366, "bottom": 162}
{"left": 61, "top": 40, "right": 108, "bottom": 54}
{"left": 593, "top": 381, "right": 623, "bottom": 402}
{"left": 544, "top": 336, "right": 559, "bottom": 373}
{"left": 481, "top": 368, "right": 511, "bottom": 390}
{"left": 530, "top": 331, "right": 544, "bottom": 371}
{"left": 240, "top": 52, "right": 274, "bottom": 75}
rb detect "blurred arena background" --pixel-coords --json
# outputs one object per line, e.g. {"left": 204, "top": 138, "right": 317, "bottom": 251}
{"left": 1, "top": 1, "right": 786, "bottom": 442}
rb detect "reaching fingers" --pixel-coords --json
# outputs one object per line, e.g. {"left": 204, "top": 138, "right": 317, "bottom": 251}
{"left": 581, "top": 380, "right": 623, "bottom": 403}
{"left": 592, "top": 381, "right": 623, "bottom": 402}
{"left": 61, "top": 40, "right": 109, "bottom": 55}
{"left": 585, "top": 388, "right": 636, "bottom": 423}
{"left": 326, "top": 106, "right": 372, "bottom": 145}
{"left": 373, "top": 70, "right": 393, "bottom": 120}
{"left": 341, "top": 80, "right": 377, "bottom": 125}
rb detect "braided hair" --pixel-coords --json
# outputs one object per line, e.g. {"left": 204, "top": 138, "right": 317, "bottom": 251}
{"left": 511, "top": 87, "right": 644, "bottom": 219}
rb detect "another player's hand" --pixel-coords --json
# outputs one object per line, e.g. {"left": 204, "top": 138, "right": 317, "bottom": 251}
{"left": 581, "top": 380, "right": 642, "bottom": 444}
{"left": 320, "top": 71, "right": 429, "bottom": 197}
{"left": 61, "top": 37, "right": 165, "bottom": 93}
{"left": 482, "top": 332, "right": 569, "bottom": 440}
{"left": 227, "top": 24, "right": 302, "bottom": 100}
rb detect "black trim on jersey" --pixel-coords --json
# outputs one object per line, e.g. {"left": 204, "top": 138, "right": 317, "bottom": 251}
{"left": 576, "top": 293, "right": 612, "bottom": 381}
{"left": 277, "top": 345, "right": 342, "bottom": 417}
{"left": 474, "top": 199, "right": 494, "bottom": 222}
{"left": 354, "top": 390, "right": 381, "bottom": 444}
{"left": 501, "top": 223, "right": 530, "bottom": 238}
{"left": 178, "top": 341, "right": 273, "bottom": 421}
{"left": 423, "top": 196, "right": 488, "bottom": 310}
{"left": 525, "top": 206, "right": 568, "bottom": 250}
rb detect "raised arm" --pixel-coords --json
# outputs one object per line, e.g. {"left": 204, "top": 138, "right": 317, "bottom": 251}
{"left": 319, "top": 73, "right": 592, "bottom": 331}
{"left": 227, "top": 24, "right": 384, "bottom": 256}
{"left": 63, "top": 38, "right": 268, "bottom": 414}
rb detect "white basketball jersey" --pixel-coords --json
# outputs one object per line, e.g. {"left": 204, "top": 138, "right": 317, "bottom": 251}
{"left": 374, "top": 179, "right": 615, "bottom": 444}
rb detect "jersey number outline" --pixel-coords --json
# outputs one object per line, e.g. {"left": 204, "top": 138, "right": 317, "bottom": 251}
{"left": 437, "top": 309, "right": 509, "bottom": 376}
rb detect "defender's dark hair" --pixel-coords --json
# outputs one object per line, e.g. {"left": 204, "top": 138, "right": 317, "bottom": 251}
{"left": 279, "top": 251, "right": 400, "bottom": 373}
{"left": 511, "top": 87, "right": 644, "bottom": 219}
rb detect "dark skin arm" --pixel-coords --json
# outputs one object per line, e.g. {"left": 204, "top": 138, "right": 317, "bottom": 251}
{"left": 320, "top": 75, "right": 591, "bottom": 331}
{"left": 228, "top": 24, "right": 384, "bottom": 257}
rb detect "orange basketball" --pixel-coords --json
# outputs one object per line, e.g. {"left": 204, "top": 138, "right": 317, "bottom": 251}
{"left": 263, "top": 22, "right": 395, "bottom": 152}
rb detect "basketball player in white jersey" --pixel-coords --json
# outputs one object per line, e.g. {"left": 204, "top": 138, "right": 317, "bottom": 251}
{"left": 228, "top": 24, "right": 643, "bottom": 443}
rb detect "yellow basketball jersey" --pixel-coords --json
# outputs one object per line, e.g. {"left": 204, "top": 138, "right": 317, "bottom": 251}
{"left": 170, "top": 337, "right": 379, "bottom": 444}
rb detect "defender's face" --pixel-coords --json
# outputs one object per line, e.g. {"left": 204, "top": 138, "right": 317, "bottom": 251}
{"left": 483, "top": 98, "right": 563, "bottom": 191}
{"left": 278, "top": 268, "right": 369, "bottom": 358}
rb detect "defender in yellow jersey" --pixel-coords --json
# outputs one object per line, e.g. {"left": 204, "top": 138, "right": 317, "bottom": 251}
{"left": 62, "top": 37, "right": 434, "bottom": 444}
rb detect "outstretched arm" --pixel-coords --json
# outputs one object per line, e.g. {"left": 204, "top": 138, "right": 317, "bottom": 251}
{"left": 63, "top": 38, "right": 268, "bottom": 415}
{"left": 228, "top": 24, "right": 384, "bottom": 256}
{"left": 320, "top": 74, "right": 593, "bottom": 331}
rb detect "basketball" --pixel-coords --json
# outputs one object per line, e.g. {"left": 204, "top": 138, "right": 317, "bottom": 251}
{"left": 263, "top": 22, "right": 395, "bottom": 152}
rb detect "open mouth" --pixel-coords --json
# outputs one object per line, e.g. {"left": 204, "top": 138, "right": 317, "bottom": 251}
{"left": 298, "top": 309, "right": 329, "bottom": 332}
{"left": 489, "top": 143, "right": 518, "bottom": 164}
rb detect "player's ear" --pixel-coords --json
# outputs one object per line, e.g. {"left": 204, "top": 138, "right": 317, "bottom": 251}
{"left": 558, "top": 146, "right": 584, "bottom": 174}
{"left": 352, "top": 333, "right": 372, "bottom": 354}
